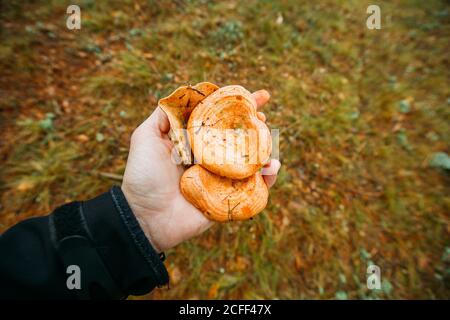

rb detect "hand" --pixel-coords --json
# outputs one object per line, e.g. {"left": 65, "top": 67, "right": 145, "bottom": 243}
{"left": 121, "top": 90, "right": 281, "bottom": 252}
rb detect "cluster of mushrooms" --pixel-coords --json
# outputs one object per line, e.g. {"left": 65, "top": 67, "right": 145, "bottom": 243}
{"left": 159, "top": 82, "right": 272, "bottom": 222}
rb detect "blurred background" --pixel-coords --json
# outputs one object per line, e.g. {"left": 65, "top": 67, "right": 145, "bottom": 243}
{"left": 0, "top": 0, "right": 449, "bottom": 299}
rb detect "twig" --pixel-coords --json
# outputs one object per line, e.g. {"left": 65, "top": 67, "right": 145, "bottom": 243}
{"left": 94, "top": 171, "right": 123, "bottom": 181}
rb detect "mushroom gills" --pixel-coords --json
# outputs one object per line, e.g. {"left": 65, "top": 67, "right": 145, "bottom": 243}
{"left": 158, "top": 82, "right": 219, "bottom": 165}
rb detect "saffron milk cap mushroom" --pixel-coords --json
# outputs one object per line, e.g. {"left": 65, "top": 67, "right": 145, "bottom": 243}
{"left": 158, "top": 83, "right": 272, "bottom": 222}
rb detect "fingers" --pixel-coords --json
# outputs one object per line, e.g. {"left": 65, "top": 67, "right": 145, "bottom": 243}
{"left": 261, "top": 159, "right": 281, "bottom": 188}
{"left": 253, "top": 90, "right": 276, "bottom": 186}
{"left": 252, "top": 90, "right": 270, "bottom": 109}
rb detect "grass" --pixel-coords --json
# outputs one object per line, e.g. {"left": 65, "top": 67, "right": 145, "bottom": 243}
{"left": 1, "top": 0, "right": 449, "bottom": 299}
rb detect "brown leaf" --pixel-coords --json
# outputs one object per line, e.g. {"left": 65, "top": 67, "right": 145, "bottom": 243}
{"left": 207, "top": 283, "right": 219, "bottom": 299}
{"left": 233, "top": 256, "right": 249, "bottom": 272}
{"left": 76, "top": 134, "right": 89, "bottom": 142}
{"left": 16, "top": 180, "right": 35, "bottom": 192}
{"left": 294, "top": 253, "right": 306, "bottom": 271}
{"left": 169, "top": 266, "right": 182, "bottom": 286}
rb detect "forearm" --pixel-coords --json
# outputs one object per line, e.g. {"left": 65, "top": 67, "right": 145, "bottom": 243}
{"left": 0, "top": 186, "right": 169, "bottom": 299}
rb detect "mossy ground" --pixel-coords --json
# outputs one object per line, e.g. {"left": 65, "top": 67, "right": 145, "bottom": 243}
{"left": 1, "top": 0, "right": 449, "bottom": 299}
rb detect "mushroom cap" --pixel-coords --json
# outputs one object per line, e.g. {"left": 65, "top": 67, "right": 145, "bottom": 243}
{"left": 187, "top": 85, "right": 272, "bottom": 179}
{"left": 158, "top": 82, "right": 219, "bottom": 165}
{"left": 180, "top": 164, "right": 269, "bottom": 222}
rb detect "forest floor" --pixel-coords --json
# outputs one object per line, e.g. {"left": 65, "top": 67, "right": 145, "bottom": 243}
{"left": 0, "top": 0, "right": 449, "bottom": 299}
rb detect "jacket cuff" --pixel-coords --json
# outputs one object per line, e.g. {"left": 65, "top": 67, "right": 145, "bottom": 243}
{"left": 81, "top": 186, "right": 169, "bottom": 296}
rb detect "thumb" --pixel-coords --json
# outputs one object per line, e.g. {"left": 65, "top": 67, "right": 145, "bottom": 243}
{"left": 142, "top": 107, "right": 170, "bottom": 136}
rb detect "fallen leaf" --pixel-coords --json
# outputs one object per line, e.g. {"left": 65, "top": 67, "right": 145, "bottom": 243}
{"left": 208, "top": 283, "right": 220, "bottom": 299}
{"left": 16, "top": 180, "right": 35, "bottom": 192}
{"left": 169, "top": 266, "right": 182, "bottom": 285}
{"left": 76, "top": 134, "right": 89, "bottom": 142}
{"left": 295, "top": 253, "right": 305, "bottom": 271}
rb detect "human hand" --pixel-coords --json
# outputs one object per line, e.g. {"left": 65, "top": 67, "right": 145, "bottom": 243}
{"left": 121, "top": 90, "right": 281, "bottom": 252}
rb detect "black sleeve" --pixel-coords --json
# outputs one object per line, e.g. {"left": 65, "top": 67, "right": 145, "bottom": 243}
{"left": 0, "top": 186, "right": 169, "bottom": 299}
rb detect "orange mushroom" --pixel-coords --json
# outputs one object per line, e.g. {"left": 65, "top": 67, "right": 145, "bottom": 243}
{"left": 158, "top": 83, "right": 272, "bottom": 222}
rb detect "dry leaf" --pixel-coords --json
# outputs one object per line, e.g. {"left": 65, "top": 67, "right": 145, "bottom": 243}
{"left": 16, "top": 180, "right": 35, "bottom": 192}
{"left": 207, "top": 283, "right": 220, "bottom": 299}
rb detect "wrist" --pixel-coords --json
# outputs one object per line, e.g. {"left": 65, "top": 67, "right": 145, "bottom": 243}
{"left": 134, "top": 214, "right": 162, "bottom": 253}
{"left": 120, "top": 185, "right": 163, "bottom": 253}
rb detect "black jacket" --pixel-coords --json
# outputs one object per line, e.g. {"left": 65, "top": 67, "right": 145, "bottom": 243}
{"left": 0, "top": 186, "right": 169, "bottom": 299}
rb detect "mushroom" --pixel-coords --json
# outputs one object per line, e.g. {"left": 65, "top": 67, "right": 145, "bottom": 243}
{"left": 158, "top": 82, "right": 219, "bottom": 165}
{"left": 180, "top": 164, "right": 268, "bottom": 222}
{"left": 158, "top": 83, "right": 272, "bottom": 222}
{"left": 187, "top": 85, "right": 272, "bottom": 179}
